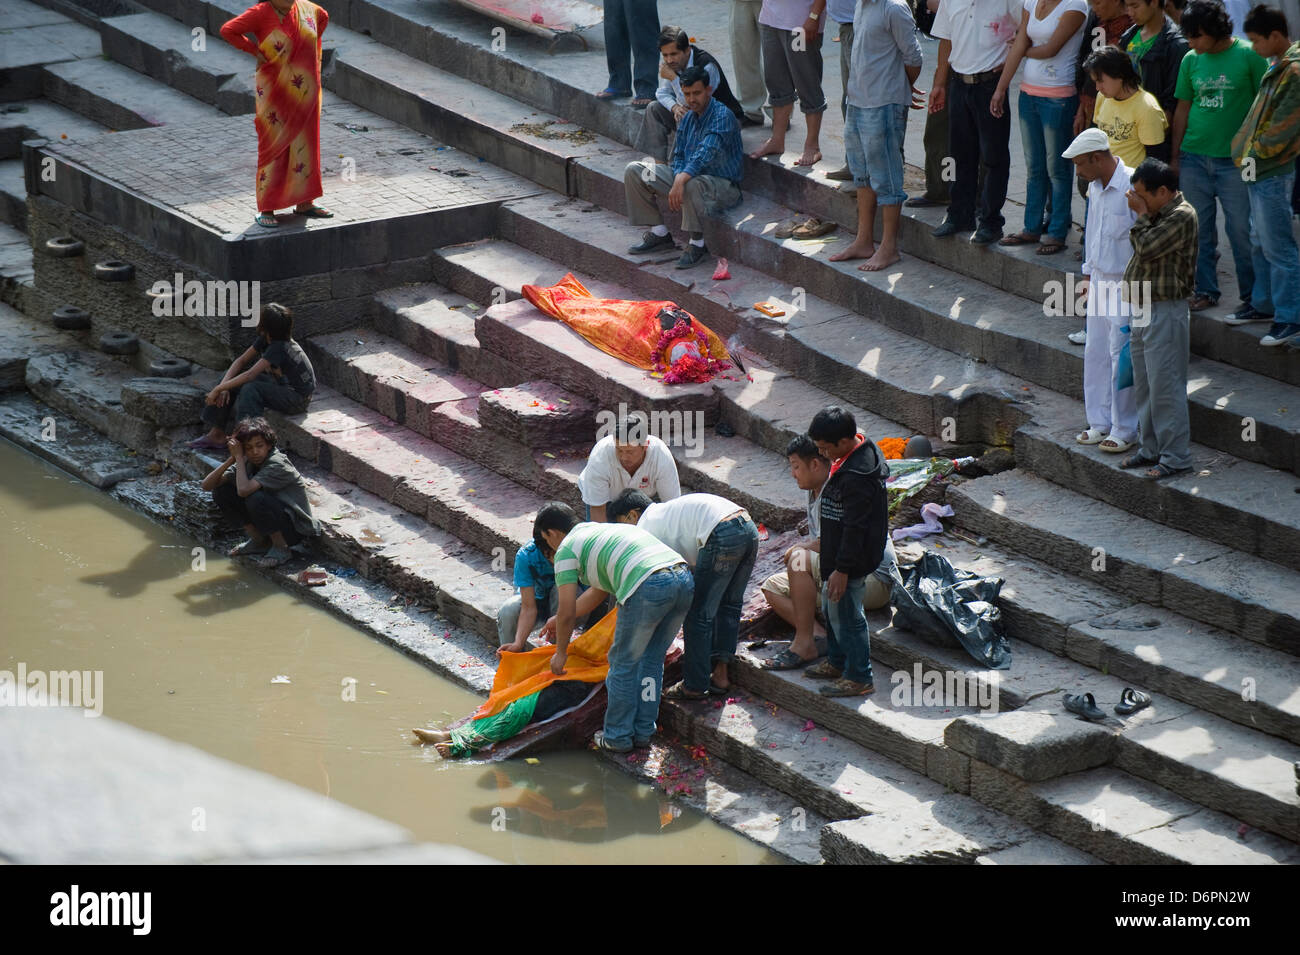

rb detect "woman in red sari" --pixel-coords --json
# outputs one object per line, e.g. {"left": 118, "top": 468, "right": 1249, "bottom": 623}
{"left": 221, "top": 0, "right": 332, "bottom": 228}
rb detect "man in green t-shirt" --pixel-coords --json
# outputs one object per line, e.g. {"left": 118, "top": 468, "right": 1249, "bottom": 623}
{"left": 1170, "top": 0, "right": 1269, "bottom": 317}
{"left": 538, "top": 509, "right": 693, "bottom": 753}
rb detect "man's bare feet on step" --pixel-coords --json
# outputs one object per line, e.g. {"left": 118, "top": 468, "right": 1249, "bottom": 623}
{"left": 829, "top": 240, "right": 876, "bottom": 262}
{"left": 858, "top": 248, "right": 901, "bottom": 271}
{"left": 749, "top": 138, "right": 785, "bottom": 159}
{"left": 795, "top": 146, "right": 822, "bottom": 167}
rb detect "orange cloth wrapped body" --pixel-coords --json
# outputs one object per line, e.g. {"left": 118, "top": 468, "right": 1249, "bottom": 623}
{"left": 472, "top": 607, "right": 618, "bottom": 720}
{"left": 521, "top": 273, "right": 730, "bottom": 375}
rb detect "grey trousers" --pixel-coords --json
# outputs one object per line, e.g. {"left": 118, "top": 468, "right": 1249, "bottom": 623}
{"left": 730, "top": 0, "right": 766, "bottom": 119}
{"left": 496, "top": 587, "right": 559, "bottom": 646}
{"left": 634, "top": 100, "right": 677, "bottom": 163}
{"left": 623, "top": 160, "right": 742, "bottom": 235}
{"left": 1130, "top": 298, "right": 1192, "bottom": 471}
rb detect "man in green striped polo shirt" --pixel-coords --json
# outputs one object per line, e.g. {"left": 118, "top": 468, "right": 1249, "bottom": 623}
{"left": 537, "top": 508, "right": 694, "bottom": 753}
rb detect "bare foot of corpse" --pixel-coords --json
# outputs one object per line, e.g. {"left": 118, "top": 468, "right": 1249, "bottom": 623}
{"left": 749, "top": 138, "right": 785, "bottom": 160}
{"left": 434, "top": 742, "right": 452, "bottom": 758}
{"left": 859, "top": 248, "right": 901, "bottom": 272}
{"left": 829, "top": 239, "right": 876, "bottom": 262}
{"left": 413, "top": 727, "right": 451, "bottom": 745}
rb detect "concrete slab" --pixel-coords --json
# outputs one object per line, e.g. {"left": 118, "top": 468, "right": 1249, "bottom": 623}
{"left": 42, "top": 56, "right": 225, "bottom": 130}
{"left": 0, "top": 705, "right": 483, "bottom": 864}
{"left": 0, "top": 98, "right": 107, "bottom": 159}
{"left": 24, "top": 349, "right": 158, "bottom": 452}
{"left": 975, "top": 835, "right": 1103, "bottom": 865}
{"left": 945, "top": 710, "right": 1116, "bottom": 783}
{"left": 0, "top": 391, "right": 146, "bottom": 487}
{"left": 819, "top": 794, "right": 1038, "bottom": 864}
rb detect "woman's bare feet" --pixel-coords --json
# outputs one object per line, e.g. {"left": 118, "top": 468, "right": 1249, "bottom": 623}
{"left": 858, "top": 248, "right": 901, "bottom": 272}
{"left": 829, "top": 239, "right": 876, "bottom": 262}
{"left": 413, "top": 727, "right": 451, "bottom": 745}
{"left": 795, "top": 146, "right": 822, "bottom": 167}
{"left": 749, "top": 138, "right": 785, "bottom": 160}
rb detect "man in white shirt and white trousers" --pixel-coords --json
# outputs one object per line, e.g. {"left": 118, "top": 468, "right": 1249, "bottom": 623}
{"left": 1064, "top": 128, "right": 1139, "bottom": 454}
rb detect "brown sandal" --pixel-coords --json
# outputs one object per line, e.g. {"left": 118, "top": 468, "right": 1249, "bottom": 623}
{"left": 791, "top": 218, "right": 838, "bottom": 240}
{"left": 1036, "top": 240, "right": 1066, "bottom": 255}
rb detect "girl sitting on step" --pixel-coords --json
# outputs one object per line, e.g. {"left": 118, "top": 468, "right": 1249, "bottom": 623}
{"left": 187, "top": 302, "right": 315, "bottom": 452}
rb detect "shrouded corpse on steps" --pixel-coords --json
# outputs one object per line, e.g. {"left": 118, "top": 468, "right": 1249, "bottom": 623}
{"left": 521, "top": 273, "right": 735, "bottom": 384}
{"left": 891, "top": 551, "right": 1012, "bottom": 669}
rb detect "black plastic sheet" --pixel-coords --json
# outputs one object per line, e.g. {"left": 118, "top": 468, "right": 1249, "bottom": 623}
{"left": 891, "top": 551, "right": 1012, "bottom": 669}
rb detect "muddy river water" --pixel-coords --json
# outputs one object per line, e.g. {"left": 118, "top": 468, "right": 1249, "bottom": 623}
{"left": 0, "top": 439, "right": 780, "bottom": 864}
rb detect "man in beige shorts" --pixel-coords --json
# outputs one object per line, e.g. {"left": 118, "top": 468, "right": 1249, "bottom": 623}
{"left": 761, "top": 433, "right": 897, "bottom": 669}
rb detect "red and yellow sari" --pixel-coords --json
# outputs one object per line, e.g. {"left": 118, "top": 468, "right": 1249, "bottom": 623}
{"left": 220, "top": 1, "right": 328, "bottom": 211}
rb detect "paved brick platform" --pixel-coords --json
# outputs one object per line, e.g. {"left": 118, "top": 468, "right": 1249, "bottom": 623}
{"left": 28, "top": 97, "right": 541, "bottom": 277}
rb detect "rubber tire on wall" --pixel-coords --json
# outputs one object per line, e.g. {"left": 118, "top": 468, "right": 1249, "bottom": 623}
{"left": 52, "top": 306, "right": 91, "bottom": 330}
{"left": 45, "top": 236, "right": 85, "bottom": 258}
{"left": 93, "top": 260, "right": 135, "bottom": 282}
{"left": 149, "top": 357, "right": 192, "bottom": 379}
{"left": 100, "top": 331, "right": 140, "bottom": 355}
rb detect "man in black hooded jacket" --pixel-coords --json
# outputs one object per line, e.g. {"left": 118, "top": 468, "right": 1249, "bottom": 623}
{"left": 801, "top": 406, "right": 889, "bottom": 697}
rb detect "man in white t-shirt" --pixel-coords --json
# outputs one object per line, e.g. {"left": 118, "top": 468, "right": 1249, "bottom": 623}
{"left": 578, "top": 421, "right": 682, "bottom": 521}
{"left": 928, "top": 0, "right": 1021, "bottom": 244}
{"left": 609, "top": 489, "right": 760, "bottom": 697}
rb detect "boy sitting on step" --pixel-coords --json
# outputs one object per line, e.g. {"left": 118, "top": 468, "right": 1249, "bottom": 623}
{"left": 200, "top": 416, "right": 320, "bottom": 568}
{"left": 187, "top": 302, "right": 316, "bottom": 451}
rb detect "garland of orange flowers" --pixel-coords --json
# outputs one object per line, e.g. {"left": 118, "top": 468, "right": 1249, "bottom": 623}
{"left": 652, "top": 317, "right": 731, "bottom": 384}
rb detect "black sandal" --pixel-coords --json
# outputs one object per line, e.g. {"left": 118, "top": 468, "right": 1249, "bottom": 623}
{"left": 1115, "top": 687, "right": 1152, "bottom": 715}
{"left": 1062, "top": 691, "right": 1107, "bottom": 721}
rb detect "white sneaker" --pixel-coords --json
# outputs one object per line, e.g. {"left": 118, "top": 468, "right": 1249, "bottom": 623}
{"left": 1067, "top": 329, "right": 1087, "bottom": 345}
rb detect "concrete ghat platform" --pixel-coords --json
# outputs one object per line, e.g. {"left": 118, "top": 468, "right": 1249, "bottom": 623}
{"left": 0, "top": 704, "right": 492, "bottom": 864}
{"left": 23, "top": 97, "right": 541, "bottom": 280}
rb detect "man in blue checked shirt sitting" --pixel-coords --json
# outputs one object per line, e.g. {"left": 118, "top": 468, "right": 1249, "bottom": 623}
{"left": 623, "top": 64, "right": 745, "bottom": 270}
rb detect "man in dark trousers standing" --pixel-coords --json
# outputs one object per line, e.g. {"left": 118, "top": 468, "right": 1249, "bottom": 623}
{"left": 801, "top": 407, "right": 890, "bottom": 697}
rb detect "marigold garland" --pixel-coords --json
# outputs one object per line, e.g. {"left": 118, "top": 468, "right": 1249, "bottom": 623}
{"left": 652, "top": 317, "right": 731, "bottom": 384}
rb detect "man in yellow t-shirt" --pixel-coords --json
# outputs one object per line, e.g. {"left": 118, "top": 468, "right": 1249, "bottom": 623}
{"left": 1086, "top": 46, "right": 1169, "bottom": 166}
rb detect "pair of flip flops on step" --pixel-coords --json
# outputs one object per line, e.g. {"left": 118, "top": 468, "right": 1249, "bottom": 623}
{"left": 1062, "top": 688, "right": 1151, "bottom": 720}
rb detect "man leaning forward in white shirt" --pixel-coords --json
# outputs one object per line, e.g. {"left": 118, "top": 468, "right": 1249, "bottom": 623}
{"left": 609, "top": 489, "right": 760, "bottom": 698}
{"left": 578, "top": 415, "right": 682, "bottom": 522}
{"left": 1065, "top": 127, "right": 1140, "bottom": 455}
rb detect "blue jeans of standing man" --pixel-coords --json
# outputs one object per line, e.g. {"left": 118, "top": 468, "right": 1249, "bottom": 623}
{"left": 604, "top": 0, "right": 660, "bottom": 99}
{"left": 1247, "top": 172, "right": 1299, "bottom": 324}
{"left": 1178, "top": 151, "right": 1255, "bottom": 306}
{"left": 604, "top": 564, "right": 693, "bottom": 748}
{"left": 681, "top": 515, "right": 760, "bottom": 692}
{"left": 1018, "top": 90, "right": 1077, "bottom": 241}
{"left": 822, "top": 574, "right": 873, "bottom": 685}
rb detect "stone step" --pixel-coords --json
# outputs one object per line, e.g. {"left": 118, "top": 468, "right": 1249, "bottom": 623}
{"left": 261, "top": 385, "right": 546, "bottom": 561}
{"left": 0, "top": 299, "right": 79, "bottom": 390}
{"left": 371, "top": 283, "right": 529, "bottom": 390}
{"left": 1011, "top": 398, "right": 1300, "bottom": 573}
{"left": 659, "top": 689, "right": 1102, "bottom": 864}
{"left": 427, "top": 243, "right": 814, "bottom": 530}
{"left": 24, "top": 349, "right": 159, "bottom": 452}
{"left": 0, "top": 221, "right": 35, "bottom": 312}
{"left": 567, "top": 151, "right": 1300, "bottom": 476}
{"left": 99, "top": 11, "right": 255, "bottom": 115}
{"left": 327, "top": 0, "right": 1300, "bottom": 391}
{"left": 929, "top": 534, "right": 1300, "bottom": 746}
{"left": 491, "top": 193, "right": 1300, "bottom": 568}
{"left": 0, "top": 389, "right": 146, "bottom": 487}
{"left": 972, "top": 763, "right": 1300, "bottom": 864}
{"left": 0, "top": 3, "right": 102, "bottom": 102}
{"left": 949, "top": 469, "right": 1300, "bottom": 656}
{"left": 42, "top": 56, "right": 226, "bottom": 130}
{"left": 0, "top": 159, "right": 25, "bottom": 232}
{"left": 0, "top": 98, "right": 108, "bottom": 159}
{"left": 324, "top": 26, "right": 620, "bottom": 198}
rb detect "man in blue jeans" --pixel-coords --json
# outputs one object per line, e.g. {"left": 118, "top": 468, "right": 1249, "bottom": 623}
{"left": 802, "top": 407, "right": 890, "bottom": 697}
{"left": 597, "top": 0, "right": 661, "bottom": 107}
{"left": 608, "top": 489, "right": 760, "bottom": 698}
{"left": 1232, "top": 5, "right": 1300, "bottom": 346}
{"left": 1170, "top": 0, "right": 1269, "bottom": 315}
{"left": 542, "top": 510, "right": 693, "bottom": 753}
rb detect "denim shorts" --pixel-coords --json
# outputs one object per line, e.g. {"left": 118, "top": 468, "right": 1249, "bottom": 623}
{"left": 844, "top": 103, "right": 907, "bottom": 205}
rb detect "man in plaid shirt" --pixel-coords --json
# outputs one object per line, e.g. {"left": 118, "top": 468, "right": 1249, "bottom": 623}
{"left": 623, "top": 64, "right": 744, "bottom": 270}
{"left": 1120, "top": 157, "right": 1199, "bottom": 479}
